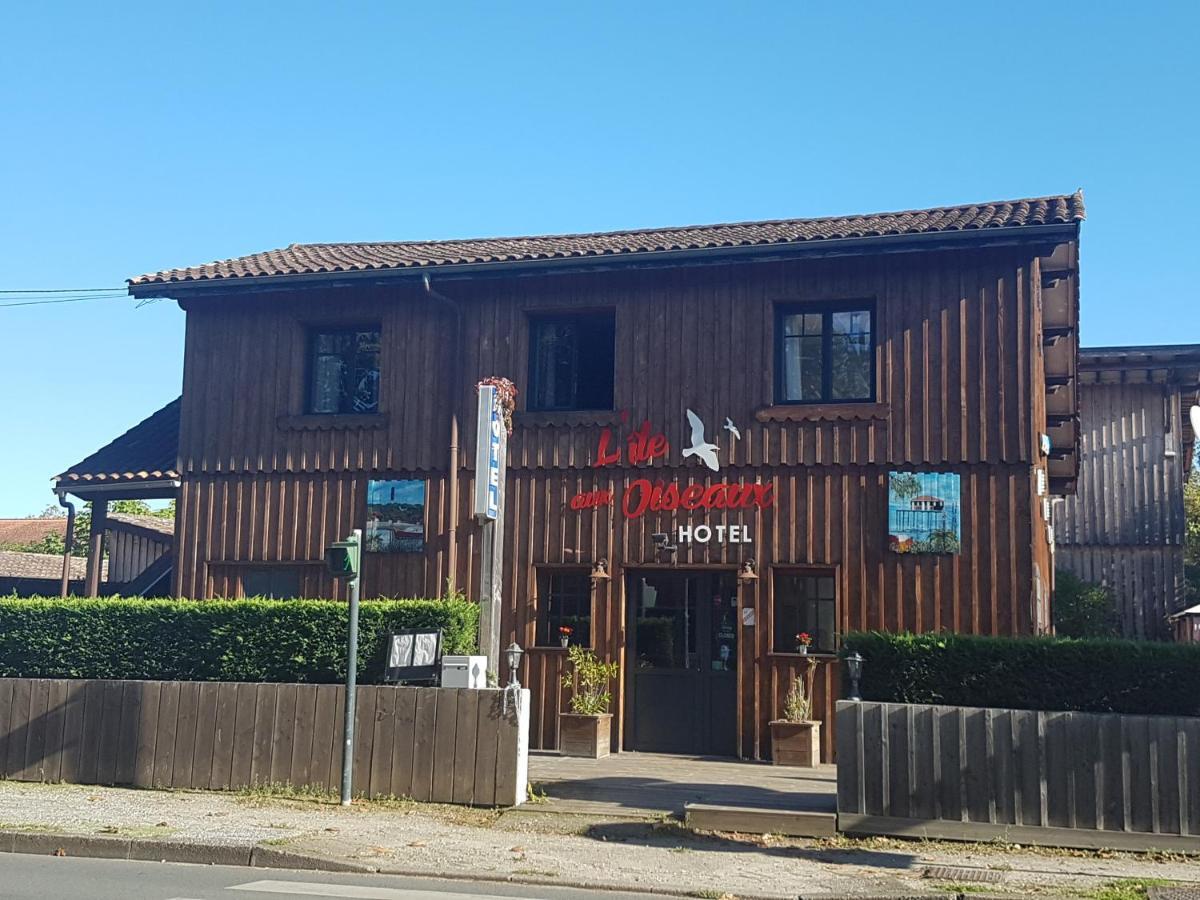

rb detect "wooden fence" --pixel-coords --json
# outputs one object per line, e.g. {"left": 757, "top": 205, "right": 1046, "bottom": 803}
{"left": 0, "top": 679, "right": 528, "bottom": 807}
{"left": 837, "top": 700, "right": 1200, "bottom": 851}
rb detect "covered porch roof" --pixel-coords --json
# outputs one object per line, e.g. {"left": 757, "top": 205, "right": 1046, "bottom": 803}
{"left": 53, "top": 398, "right": 182, "bottom": 501}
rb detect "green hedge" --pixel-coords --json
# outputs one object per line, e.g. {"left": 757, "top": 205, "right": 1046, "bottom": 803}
{"left": 842, "top": 630, "right": 1200, "bottom": 717}
{"left": 0, "top": 596, "right": 478, "bottom": 684}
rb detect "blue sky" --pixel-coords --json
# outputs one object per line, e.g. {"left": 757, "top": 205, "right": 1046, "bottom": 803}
{"left": 1, "top": 2, "right": 1197, "bottom": 516}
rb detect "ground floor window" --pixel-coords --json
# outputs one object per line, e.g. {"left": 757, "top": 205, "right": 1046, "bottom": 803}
{"left": 535, "top": 569, "right": 592, "bottom": 648}
{"left": 240, "top": 565, "right": 302, "bottom": 599}
{"left": 772, "top": 570, "right": 837, "bottom": 653}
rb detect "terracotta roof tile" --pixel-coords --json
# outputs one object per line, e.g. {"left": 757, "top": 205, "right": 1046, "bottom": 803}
{"left": 55, "top": 398, "right": 181, "bottom": 486}
{"left": 130, "top": 192, "right": 1085, "bottom": 286}
{"left": 0, "top": 519, "right": 66, "bottom": 547}
{"left": 0, "top": 550, "right": 104, "bottom": 581}
{"left": 106, "top": 512, "right": 175, "bottom": 537}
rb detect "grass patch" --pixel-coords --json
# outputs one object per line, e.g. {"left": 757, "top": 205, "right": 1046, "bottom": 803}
{"left": 1076, "top": 880, "right": 1175, "bottom": 900}
{"left": 235, "top": 782, "right": 339, "bottom": 804}
{"left": 232, "top": 781, "right": 500, "bottom": 828}
{"left": 525, "top": 783, "right": 550, "bottom": 804}
{"left": 0, "top": 821, "right": 74, "bottom": 833}
{"left": 812, "top": 832, "right": 1198, "bottom": 864}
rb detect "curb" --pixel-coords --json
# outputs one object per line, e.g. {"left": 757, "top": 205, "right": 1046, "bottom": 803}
{"left": 0, "top": 828, "right": 810, "bottom": 899}
{"left": 0, "top": 830, "right": 255, "bottom": 867}
{"left": 0, "top": 829, "right": 950, "bottom": 900}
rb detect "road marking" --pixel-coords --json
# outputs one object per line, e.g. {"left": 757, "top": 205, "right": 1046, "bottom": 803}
{"left": 228, "top": 880, "right": 529, "bottom": 900}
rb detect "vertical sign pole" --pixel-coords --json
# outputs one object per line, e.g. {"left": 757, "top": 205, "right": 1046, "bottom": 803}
{"left": 340, "top": 528, "right": 362, "bottom": 806}
{"left": 475, "top": 385, "right": 507, "bottom": 680}
{"left": 479, "top": 437, "right": 507, "bottom": 677}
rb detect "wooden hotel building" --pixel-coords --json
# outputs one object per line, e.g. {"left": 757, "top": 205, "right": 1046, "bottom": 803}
{"left": 59, "top": 194, "right": 1085, "bottom": 761}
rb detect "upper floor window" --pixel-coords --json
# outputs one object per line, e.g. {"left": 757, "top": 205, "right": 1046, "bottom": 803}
{"left": 528, "top": 312, "right": 615, "bottom": 411}
{"left": 775, "top": 303, "right": 874, "bottom": 404}
{"left": 535, "top": 568, "right": 593, "bottom": 648}
{"left": 308, "top": 327, "right": 381, "bottom": 414}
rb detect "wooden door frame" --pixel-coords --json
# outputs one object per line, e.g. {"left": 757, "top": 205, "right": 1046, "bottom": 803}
{"left": 623, "top": 567, "right": 739, "bottom": 754}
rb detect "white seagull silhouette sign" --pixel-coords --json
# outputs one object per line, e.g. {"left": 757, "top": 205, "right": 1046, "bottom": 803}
{"left": 723, "top": 417, "right": 741, "bottom": 440}
{"left": 682, "top": 409, "right": 721, "bottom": 472}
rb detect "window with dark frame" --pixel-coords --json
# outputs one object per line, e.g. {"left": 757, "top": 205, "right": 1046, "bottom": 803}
{"left": 535, "top": 569, "right": 593, "bottom": 648}
{"left": 528, "top": 312, "right": 615, "bottom": 411}
{"left": 772, "top": 571, "right": 837, "bottom": 654}
{"left": 308, "top": 327, "right": 381, "bottom": 414}
{"left": 776, "top": 303, "right": 874, "bottom": 404}
{"left": 240, "top": 566, "right": 302, "bottom": 600}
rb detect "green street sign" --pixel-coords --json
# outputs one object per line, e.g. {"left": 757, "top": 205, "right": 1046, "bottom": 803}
{"left": 325, "top": 534, "right": 360, "bottom": 579}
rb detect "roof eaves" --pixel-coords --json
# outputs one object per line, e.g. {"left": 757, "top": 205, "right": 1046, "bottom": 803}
{"left": 128, "top": 220, "right": 1082, "bottom": 298}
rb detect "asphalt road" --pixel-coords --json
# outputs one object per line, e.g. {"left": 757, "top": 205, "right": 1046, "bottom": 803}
{"left": 1, "top": 855, "right": 665, "bottom": 900}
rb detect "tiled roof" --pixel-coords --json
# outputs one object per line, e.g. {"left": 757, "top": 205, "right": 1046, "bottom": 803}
{"left": 107, "top": 512, "right": 175, "bottom": 538}
{"left": 130, "top": 192, "right": 1085, "bottom": 286}
{"left": 55, "top": 398, "right": 181, "bottom": 486}
{"left": 0, "top": 550, "right": 105, "bottom": 582}
{"left": 0, "top": 519, "right": 65, "bottom": 547}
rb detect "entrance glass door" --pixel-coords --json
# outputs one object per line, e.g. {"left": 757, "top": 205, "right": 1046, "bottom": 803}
{"left": 627, "top": 571, "right": 738, "bottom": 755}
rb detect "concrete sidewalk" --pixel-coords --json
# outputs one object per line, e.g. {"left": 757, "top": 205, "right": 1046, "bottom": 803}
{"left": 1, "top": 781, "right": 1197, "bottom": 899}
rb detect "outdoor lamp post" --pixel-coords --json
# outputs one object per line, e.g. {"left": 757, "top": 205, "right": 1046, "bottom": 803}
{"left": 845, "top": 652, "right": 864, "bottom": 701}
{"left": 505, "top": 642, "right": 524, "bottom": 688}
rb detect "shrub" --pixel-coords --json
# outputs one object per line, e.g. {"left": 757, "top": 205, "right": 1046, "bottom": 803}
{"left": 1053, "top": 569, "right": 1120, "bottom": 637}
{"left": 561, "top": 646, "right": 618, "bottom": 715}
{"left": 841, "top": 630, "right": 1200, "bottom": 717}
{"left": 0, "top": 595, "right": 477, "bottom": 684}
{"left": 781, "top": 657, "right": 819, "bottom": 722}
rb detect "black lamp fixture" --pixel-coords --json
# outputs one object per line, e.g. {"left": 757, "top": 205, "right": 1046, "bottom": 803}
{"left": 505, "top": 642, "right": 524, "bottom": 688}
{"left": 845, "top": 652, "right": 864, "bottom": 701}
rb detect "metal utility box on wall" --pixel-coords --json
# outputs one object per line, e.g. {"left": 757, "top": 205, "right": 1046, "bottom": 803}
{"left": 441, "top": 655, "right": 487, "bottom": 688}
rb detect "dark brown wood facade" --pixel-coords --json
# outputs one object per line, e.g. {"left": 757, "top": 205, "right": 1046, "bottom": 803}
{"left": 167, "top": 243, "right": 1075, "bottom": 761}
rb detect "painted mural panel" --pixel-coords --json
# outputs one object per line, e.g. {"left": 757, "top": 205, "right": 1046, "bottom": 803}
{"left": 366, "top": 479, "right": 425, "bottom": 553}
{"left": 887, "top": 472, "right": 961, "bottom": 554}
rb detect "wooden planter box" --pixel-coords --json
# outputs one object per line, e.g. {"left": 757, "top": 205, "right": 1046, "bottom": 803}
{"left": 559, "top": 713, "right": 612, "bottom": 758}
{"left": 769, "top": 719, "right": 821, "bottom": 766}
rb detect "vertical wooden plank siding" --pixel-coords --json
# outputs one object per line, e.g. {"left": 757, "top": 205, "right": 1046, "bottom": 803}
{"left": 1057, "top": 379, "right": 1191, "bottom": 638}
{"left": 0, "top": 680, "right": 524, "bottom": 804}
{"left": 838, "top": 701, "right": 1200, "bottom": 842}
{"left": 171, "top": 245, "right": 1064, "bottom": 760}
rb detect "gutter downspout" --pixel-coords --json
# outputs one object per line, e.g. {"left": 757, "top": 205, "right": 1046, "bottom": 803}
{"left": 56, "top": 491, "right": 75, "bottom": 598}
{"left": 423, "top": 273, "right": 463, "bottom": 595}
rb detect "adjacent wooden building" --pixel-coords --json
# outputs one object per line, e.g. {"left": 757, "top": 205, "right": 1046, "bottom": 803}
{"left": 1055, "top": 345, "right": 1200, "bottom": 638}
{"left": 60, "top": 193, "right": 1085, "bottom": 761}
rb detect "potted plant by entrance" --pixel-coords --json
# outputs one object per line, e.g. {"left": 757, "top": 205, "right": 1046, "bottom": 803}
{"left": 769, "top": 658, "right": 821, "bottom": 767}
{"left": 558, "top": 645, "right": 619, "bottom": 758}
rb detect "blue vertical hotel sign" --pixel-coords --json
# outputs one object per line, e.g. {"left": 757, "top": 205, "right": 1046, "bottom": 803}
{"left": 474, "top": 384, "right": 502, "bottom": 521}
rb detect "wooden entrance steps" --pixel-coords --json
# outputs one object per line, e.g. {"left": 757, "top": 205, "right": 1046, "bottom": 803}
{"left": 684, "top": 802, "right": 838, "bottom": 837}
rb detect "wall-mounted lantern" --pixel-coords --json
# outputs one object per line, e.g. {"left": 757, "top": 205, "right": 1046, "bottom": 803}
{"left": 505, "top": 642, "right": 524, "bottom": 688}
{"left": 590, "top": 558, "right": 611, "bottom": 583}
{"left": 845, "top": 651, "right": 864, "bottom": 701}
{"left": 737, "top": 558, "right": 758, "bottom": 582}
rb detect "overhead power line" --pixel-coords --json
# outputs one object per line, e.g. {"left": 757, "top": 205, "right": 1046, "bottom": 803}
{"left": 0, "top": 287, "right": 126, "bottom": 294}
{"left": 0, "top": 290, "right": 132, "bottom": 310}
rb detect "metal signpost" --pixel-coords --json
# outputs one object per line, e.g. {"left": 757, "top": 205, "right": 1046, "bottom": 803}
{"left": 325, "top": 528, "right": 361, "bottom": 806}
{"left": 474, "top": 384, "right": 507, "bottom": 677}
